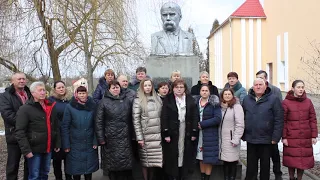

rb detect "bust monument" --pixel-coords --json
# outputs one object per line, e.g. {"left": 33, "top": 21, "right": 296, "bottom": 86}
{"left": 151, "top": 2, "right": 194, "bottom": 56}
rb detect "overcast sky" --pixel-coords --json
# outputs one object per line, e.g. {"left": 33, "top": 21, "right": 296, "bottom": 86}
{"left": 135, "top": 0, "right": 264, "bottom": 55}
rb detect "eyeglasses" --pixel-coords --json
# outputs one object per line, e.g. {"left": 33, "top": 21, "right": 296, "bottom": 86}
{"left": 174, "top": 86, "right": 185, "bottom": 89}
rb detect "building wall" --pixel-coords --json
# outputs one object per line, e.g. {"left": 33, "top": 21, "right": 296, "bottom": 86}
{"left": 263, "top": 0, "right": 320, "bottom": 92}
{"left": 209, "top": 18, "right": 265, "bottom": 90}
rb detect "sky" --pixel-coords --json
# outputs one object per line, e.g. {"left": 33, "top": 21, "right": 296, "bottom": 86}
{"left": 135, "top": 0, "right": 264, "bottom": 55}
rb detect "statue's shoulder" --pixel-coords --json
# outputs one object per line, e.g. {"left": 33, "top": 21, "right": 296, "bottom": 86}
{"left": 180, "top": 29, "right": 195, "bottom": 39}
{"left": 151, "top": 30, "right": 165, "bottom": 38}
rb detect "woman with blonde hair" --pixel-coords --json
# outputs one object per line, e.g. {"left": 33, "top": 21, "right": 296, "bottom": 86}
{"left": 168, "top": 70, "right": 181, "bottom": 87}
{"left": 133, "top": 78, "right": 163, "bottom": 180}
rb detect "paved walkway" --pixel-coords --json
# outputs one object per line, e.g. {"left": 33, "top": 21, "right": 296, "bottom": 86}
{"left": 47, "top": 150, "right": 315, "bottom": 180}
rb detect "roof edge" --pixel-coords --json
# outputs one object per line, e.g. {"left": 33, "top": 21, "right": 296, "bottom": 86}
{"left": 207, "top": 16, "right": 266, "bottom": 39}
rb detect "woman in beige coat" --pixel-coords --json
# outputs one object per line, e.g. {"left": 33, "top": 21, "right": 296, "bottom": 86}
{"left": 219, "top": 88, "right": 244, "bottom": 180}
{"left": 133, "top": 78, "right": 163, "bottom": 180}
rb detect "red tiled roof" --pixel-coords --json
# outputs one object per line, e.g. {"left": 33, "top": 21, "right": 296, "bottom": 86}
{"left": 231, "top": 0, "right": 266, "bottom": 17}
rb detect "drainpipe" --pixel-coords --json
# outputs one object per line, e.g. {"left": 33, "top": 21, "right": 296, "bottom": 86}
{"left": 229, "top": 17, "right": 233, "bottom": 71}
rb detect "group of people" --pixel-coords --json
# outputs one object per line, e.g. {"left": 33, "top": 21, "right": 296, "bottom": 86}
{"left": 0, "top": 67, "right": 318, "bottom": 180}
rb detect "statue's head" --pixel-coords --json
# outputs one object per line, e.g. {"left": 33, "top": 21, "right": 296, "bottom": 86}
{"left": 160, "top": 2, "right": 182, "bottom": 32}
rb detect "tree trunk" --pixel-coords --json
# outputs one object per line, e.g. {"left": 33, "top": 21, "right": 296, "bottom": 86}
{"left": 85, "top": 51, "right": 94, "bottom": 95}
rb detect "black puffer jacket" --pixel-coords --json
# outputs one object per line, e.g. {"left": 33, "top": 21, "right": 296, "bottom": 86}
{"left": 95, "top": 90, "right": 134, "bottom": 171}
{"left": 0, "top": 84, "right": 32, "bottom": 144}
{"left": 15, "top": 99, "right": 61, "bottom": 155}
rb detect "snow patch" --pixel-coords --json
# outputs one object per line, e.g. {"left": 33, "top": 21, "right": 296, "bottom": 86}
{"left": 0, "top": 131, "right": 4, "bottom": 136}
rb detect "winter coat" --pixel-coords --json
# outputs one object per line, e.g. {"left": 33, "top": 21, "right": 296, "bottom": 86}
{"left": 0, "top": 84, "right": 32, "bottom": 144}
{"left": 122, "top": 88, "right": 136, "bottom": 102}
{"left": 219, "top": 101, "right": 244, "bottom": 162}
{"left": 128, "top": 76, "right": 140, "bottom": 92}
{"left": 242, "top": 87, "right": 284, "bottom": 144}
{"left": 224, "top": 81, "right": 247, "bottom": 104}
{"left": 48, "top": 95, "right": 69, "bottom": 122}
{"left": 191, "top": 81, "right": 219, "bottom": 97}
{"left": 282, "top": 91, "right": 318, "bottom": 170}
{"left": 95, "top": 90, "right": 134, "bottom": 171}
{"left": 128, "top": 75, "right": 151, "bottom": 92}
{"left": 132, "top": 95, "right": 163, "bottom": 167}
{"left": 61, "top": 97, "right": 98, "bottom": 175}
{"left": 268, "top": 82, "right": 283, "bottom": 101}
{"left": 93, "top": 77, "right": 109, "bottom": 103}
{"left": 48, "top": 95, "right": 69, "bottom": 160}
{"left": 15, "top": 99, "right": 61, "bottom": 155}
{"left": 161, "top": 93, "right": 199, "bottom": 178}
{"left": 194, "top": 95, "right": 222, "bottom": 165}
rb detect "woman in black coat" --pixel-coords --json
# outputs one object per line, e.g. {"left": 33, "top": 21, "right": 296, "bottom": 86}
{"left": 161, "top": 79, "right": 199, "bottom": 180}
{"left": 95, "top": 80, "right": 134, "bottom": 180}
{"left": 191, "top": 71, "right": 219, "bottom": 97}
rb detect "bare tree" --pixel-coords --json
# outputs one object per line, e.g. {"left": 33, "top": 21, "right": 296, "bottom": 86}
{"left": 0, "top": 0, "right": 145, "bottom": 92}
{"left": 58, "top": 0, "right": 145, "bottom": 92}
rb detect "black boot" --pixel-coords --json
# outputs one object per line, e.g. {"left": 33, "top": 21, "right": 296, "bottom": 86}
{"left": 84, "top": 174, "right": 92, "bottom": 180}
{"left": 223, "top": 163, "right": 229, "bottom": 180}
{"left": 201, "top": 173, "right": 206, "bottom": 180}
{"left": 204, "top": 174, "right": 210, "bottom": 180}
{"left": 229, "top": 161, "right": 237, "bottom": 180}
{"left": 66, "top": 174, "right": 73, "bottom": 180}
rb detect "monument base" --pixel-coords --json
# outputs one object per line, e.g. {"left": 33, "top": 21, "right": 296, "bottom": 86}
{"left": 146, "top": 55, "right": 200, "bottom": 89}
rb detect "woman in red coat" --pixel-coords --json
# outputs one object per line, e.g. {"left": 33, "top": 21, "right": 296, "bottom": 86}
{"left": 282, "top": 80, "right": 318, "bottom": 180}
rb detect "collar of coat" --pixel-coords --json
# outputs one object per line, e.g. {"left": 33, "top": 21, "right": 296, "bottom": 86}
{"left": 224, "top": 81, "right": 243, "bottom": 92}
{"left": 98, "top": 76, "right": 109, "bottom": 89}
{"left": 248, "top": 86, "right": 272, "bottom": 102}
{"left": 196, "top": 80, "right": 213, "bottom": 86}
{"left": 104, "top": 89, "right": 127, "bottom": 100}
{"left": 193, "top": 95, "right": 220, "bottom": 107}
{"left": 70, "top": 96, "right": 95, "bottom": 111}
{"left": 165, "top": 93, "right": 195, "bottom": 112}
{"left": 285, "top": 90, "right": 307, "bottom": 102}
{"left": 25, "top": 98, "right": 54, "bottom": 107}
{"left": 7, "top": 84, "right": 31, "bottom": 97}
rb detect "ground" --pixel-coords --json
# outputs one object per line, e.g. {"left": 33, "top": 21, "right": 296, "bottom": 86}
{"left": 1, "top": 115, "right": 320, "bottom": 179}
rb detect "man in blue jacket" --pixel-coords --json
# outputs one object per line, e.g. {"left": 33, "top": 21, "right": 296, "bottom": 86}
{"left": 242, "top": 78, "right": 283, "bottom": 180}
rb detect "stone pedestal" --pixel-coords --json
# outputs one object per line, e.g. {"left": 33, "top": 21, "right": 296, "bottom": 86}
{"left": 146, "top": 55, "right": 200, "bottom": 89}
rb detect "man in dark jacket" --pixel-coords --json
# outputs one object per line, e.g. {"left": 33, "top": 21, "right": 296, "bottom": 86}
{"left": 256, "top": 70, "right": 283, "bottom": 180}
{"left": 242, "top": 78, "right": 283, "bottom": 180}
{"left": 0, "top": 72, "right": 31, "bottom": 180}
{"left": 15, "top": 81, "right": 61, "bottom": 180}
{"left": 118, "top": 74, "right": 136, "bottom": 101}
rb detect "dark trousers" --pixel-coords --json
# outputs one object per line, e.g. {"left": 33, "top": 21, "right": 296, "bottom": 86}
{"left": 109, "top": 170, "right": 133, "bottom": 180}
{"left": 223, "top": 161, "right": 238, "bottom": 179}
{"left": 245, "top": 143, "right": 272, "bottom": 180}
{"left": 73, "top": 173, "right": 92, "bottom": 180}
{"left": 167, "top": 167, "right": 183, "bottom": 180}
{"left": 6, "top": 143, "right": 28, "bottom": 180}
{"left": 271, "top": 144, "right": 282, "bottom": 176}
{"left": 52, "top": 150, "right": 72, "bottom": 180}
